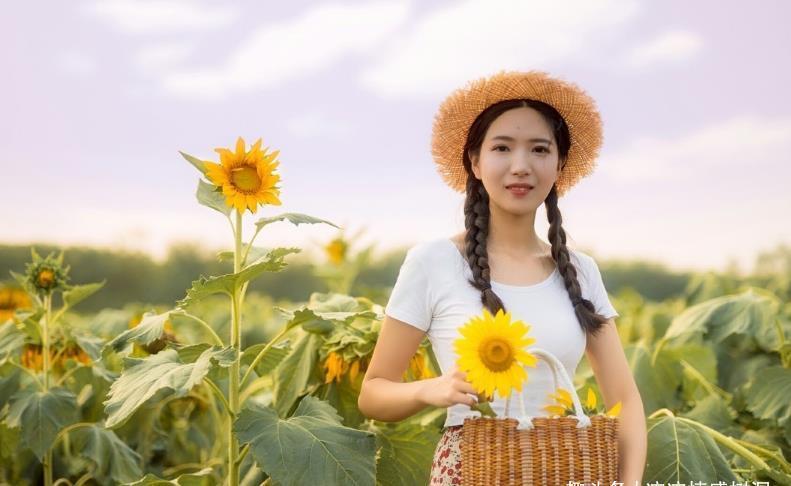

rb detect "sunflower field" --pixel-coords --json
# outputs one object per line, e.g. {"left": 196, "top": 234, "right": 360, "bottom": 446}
{"left": 1, "top": 138, "right": 790, "bottom": 485}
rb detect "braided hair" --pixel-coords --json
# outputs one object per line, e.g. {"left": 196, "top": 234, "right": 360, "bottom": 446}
{"left": 461, "top": 99, "right": 610, "bottom": 337}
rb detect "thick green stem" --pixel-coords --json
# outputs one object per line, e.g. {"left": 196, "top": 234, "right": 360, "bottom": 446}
{"left": 43, "top": 294, "right": 53, "bottom": 486}
{"left": 227, "top": 209, "right": 244, "bottom": 486}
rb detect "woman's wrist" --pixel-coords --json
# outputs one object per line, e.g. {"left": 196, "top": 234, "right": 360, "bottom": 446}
{"left": 413, "top": 376, "right": 437, "bottom": 406}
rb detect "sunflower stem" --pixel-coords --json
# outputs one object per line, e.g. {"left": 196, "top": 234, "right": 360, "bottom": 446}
{"left": 43, "top": 293, "right": 53, "bottom": 486}
{"left": 227, "top": 209, "right": 244, "bottom": 486}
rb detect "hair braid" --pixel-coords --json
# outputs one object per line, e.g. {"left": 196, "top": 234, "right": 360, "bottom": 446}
{"left": 463, "top": 177, "right": 506, "bottom": 316}
{"left": 545, "top": 185, "right": 608, "bottom": 336}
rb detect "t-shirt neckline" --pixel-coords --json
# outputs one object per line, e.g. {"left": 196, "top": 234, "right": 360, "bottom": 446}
{"left": 442, "top": 237, "right": 559, "bottom": 291}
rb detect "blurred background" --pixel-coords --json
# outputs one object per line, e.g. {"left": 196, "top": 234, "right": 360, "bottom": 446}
{"left": 2, "top": 0, "right": 790, "bottom": 302}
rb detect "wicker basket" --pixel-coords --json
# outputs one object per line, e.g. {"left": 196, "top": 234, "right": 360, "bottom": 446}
{"left": 460, "top": 347, "right": 619, "bottom": 485}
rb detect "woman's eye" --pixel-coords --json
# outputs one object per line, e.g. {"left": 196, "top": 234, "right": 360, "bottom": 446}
{"left": 493, "top": 145, "right": 509, "bottom": 152}
{"left": 535, "top": 146, "right": 549, "bottom": 153}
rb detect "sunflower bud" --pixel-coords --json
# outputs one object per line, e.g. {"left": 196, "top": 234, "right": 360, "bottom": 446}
{"left": 24, "top": 249, "right": 70, "bottom": 296}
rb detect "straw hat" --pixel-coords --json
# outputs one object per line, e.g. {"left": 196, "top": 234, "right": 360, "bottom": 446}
{"left": 430, "top": 69, "right": 603, "bottom": 198}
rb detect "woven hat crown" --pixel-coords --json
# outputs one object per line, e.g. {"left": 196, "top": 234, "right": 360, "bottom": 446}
{"left": 430, "top": 70, "right": 603, "bottom": 197}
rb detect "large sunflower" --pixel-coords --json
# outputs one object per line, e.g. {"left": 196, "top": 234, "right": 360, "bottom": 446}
{"left": 454, "top": 308, "right": 537, "bottom": 400}
{"left": 204, "top": 136, "right": 282, "bottom": 214}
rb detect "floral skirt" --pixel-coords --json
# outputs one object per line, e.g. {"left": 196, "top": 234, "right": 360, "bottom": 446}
{"left": 429, "top": 425, "right": 463, "bottom": 485}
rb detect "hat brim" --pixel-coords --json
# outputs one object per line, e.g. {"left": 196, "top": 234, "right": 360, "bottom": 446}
{"left": 430, "top": 69, "right": 603, "bottom": 197}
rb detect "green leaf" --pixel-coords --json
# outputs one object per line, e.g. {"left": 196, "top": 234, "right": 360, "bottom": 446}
{"left": 371, "top": 421, "right": 439, "bottom": 486}
{"left": 234, "top": 396, "right": 376, "bottom": 486}
{"left": 0, "top": 364, "right": 21, "bottom": 408}
{"left": 274, "top": 293, "right": 380, "bottom": 335}
{"left": 6, "top": 387, "right": 78, "bottom": 460}
{"left": 104, "top": 310, "right": 172, "bottom": 355}
{"left": 178, "top": 247, "right": 300, "bottom": 308}
{"left": 104, "top": 346, "right": 234, "bottom": 428}
{"left": 74, "top": 333, "right": 106, "bottom": 361}
{"left": 179, "top": 150, "right": 208, "bottom": 176}
{"left": 625, "top": 343, "right": 683, "bottom": 413}
{"left": 273, "top": 332, "right": 322, "bottom": 418}
{"left": 683, "top": 395, "right": 740, "bottom": 438}
{"left": 13, "top": 308, "right": 43, "bottom": 342}
{"left": 253, "top": 212, "right": 340, "bottom": 230}
{"left": 0, "top": 322, "right": 25, "bottom": 361}
{"left": 645, "top": 413, "right": 738, "bottom": 483}
{"left": 125, "top": 467, "right": 214, "bottom": 485}
{"left": 196, "top": 179, "right": 231, "bottom": 217}
{"left": 742, "top": 365, "right": 791, "bottom": 427}
{"left": 240, "top": 339, "right": 292, "bottom": 377}
{"left": 71, "top": 424, "right": 142, "bottom": 483}
{"left": 63, "top": 281, "right": 105, "bottom": 309}
{"left": 663, "top": 287, "right": 781, "bottom": 351}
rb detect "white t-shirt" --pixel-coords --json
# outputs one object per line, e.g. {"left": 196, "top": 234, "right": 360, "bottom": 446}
{"left": 384, "top": 236, "right": 619, "bottom": 428}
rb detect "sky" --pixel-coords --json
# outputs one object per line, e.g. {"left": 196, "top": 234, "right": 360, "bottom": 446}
{"left": 2, "top": 0, "right": 790, "bottom": 274}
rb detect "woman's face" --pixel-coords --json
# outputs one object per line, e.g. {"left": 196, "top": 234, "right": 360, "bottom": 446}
{"left": 470, "top": 106, "right": 561, "bottom": 214}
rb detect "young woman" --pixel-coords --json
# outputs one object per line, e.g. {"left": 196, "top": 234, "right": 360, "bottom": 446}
{"left": 358, "top": 70, "right": 647, "bottom": 485}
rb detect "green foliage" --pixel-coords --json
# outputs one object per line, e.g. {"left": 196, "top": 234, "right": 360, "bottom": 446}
{"left": 6, "top": 387, "right": 78, "bottom": 460}
{"left": 104, "top": 346, "right": 235, "bottom": 428}
{"left": 234, "top": 396, "right": 376, "bottom": 486}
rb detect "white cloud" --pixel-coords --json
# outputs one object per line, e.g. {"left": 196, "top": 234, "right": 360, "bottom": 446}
{"left": 161, "top": 1, "right": 412, "bottom": 100}
{"left": 625, "top": 30, "right": 703, "bottom": 68}
{"left": 285, "top": 111, "right": 354, "bottom": 138}
{"left": 600, "top": 115, "right": 791, "bottom": 182}
{"left": 56, "top": 50, "right": 97, "bottom": 77}
{"left": 358, "top": 0, "right": 640, "bottom": 99}
{"left": 84, "top": 0, "right": 238, "bottom": 34}
{"left": 135, "top": 42, "right": 194, "bottom": 73}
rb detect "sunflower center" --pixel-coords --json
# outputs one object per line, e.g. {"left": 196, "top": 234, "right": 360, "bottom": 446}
{"left": 37, "top": 269, "right": 55, "bottom": 288}
{"left": 230, "top": 166, "right": 261, "bottom": 193}
{"left": 479, "top": 337, "right": 515, "bottom": 372}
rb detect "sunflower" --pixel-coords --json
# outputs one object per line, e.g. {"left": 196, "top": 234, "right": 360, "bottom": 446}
{"left": 204, "top": 136, "right": 282, "bottom": 214}
{"left": 323, "top": 351, "right": 348, "bottom": 384}
{"left": 324, "top": 237, "right": 348, "bottom": 265}
{"left": 543, "top": 387, "right": 574, "bottom": 417}
{"left": 0, "top": 286, "right": 32, "bottom": 322}
{"left": 544, "top": 386, "right": 622, "bottom": 417}
{"left": 403, "top": 347, "right": 436, "bottom": 381}
{"left": 24, "top": 250, "right": 70, "bottom": 296}
{"left": 454, "top": 308, "right": 537, "bottom": 400}
{"left": 585, "top": 387, "right": 622, "bottom": 417}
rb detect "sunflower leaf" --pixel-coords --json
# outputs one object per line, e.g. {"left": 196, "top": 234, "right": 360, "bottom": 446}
{"left": 63, "top": 281, "right": 105, "bottom": 309}
{"left": 253, "top": 212, "right": 340, "bottom": 230}
{"left": 71, "top": 424, "right": 142, "bottom": 483}
{"left": 6, "top": 387, "right": 79, "bottom": 460}
{"left": 104, "top": 310, "right": 172, "bottom": 356}
{"left": 179, "top": 150, "right": 208, "bottom": 175}
{"left": 233, "top": 396, "right": 377, "bottom": 486}
{"left": 177, "top": 247, "right": 300, "bottom": 308}
{"left": 103, "top": 346, "right": 234, "bottom": 428}
{"left": 196, "top": 179, "right": 231, "bottom": 216}
{"left": 124, "top": 467, "right": 214, "bottom": 485}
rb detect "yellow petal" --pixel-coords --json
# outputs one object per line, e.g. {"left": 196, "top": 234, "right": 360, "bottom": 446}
{"left": 586, "top": 388, "right": 597, "bottom": 409}
{"left": 235, "top": 137, "right": 246, "bottom": 157}
{"left": 606, "top": 401, "right": 622, "bottom": 417}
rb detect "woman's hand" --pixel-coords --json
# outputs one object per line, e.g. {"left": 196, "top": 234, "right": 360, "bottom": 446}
{"left": 418, "top": 363, "right": 491, "bottom": 408}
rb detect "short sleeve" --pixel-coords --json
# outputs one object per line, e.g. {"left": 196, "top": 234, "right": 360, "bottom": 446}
{"left": 384, "top": 246, "right": 433, "bottom": 332}
{"left": 579, "top": 253, "right": 619, "bottom": 320}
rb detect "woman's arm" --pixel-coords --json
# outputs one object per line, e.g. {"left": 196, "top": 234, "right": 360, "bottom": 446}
{"left": 585, "top": 318, "right": 647, "bottom": 485}
{"left": 358, "top": 315, "right": 435, "bottom": 421}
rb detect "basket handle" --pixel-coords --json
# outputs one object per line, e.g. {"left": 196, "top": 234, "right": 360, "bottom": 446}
{"left": 503, "top": 347, "right": 592, "bottom": 430}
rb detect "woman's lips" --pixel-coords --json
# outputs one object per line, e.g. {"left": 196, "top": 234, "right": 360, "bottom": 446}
{"left": 507, "top": 186, "right": 532, "bottom": 196}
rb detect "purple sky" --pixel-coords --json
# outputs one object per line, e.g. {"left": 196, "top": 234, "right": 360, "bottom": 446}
{"left": 2, "top": 0, "right": 790, "bottom": 273}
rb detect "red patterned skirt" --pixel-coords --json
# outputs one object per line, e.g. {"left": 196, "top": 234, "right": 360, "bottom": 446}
{"left": 429, "top": 425, "right": 463, "bottom": 485}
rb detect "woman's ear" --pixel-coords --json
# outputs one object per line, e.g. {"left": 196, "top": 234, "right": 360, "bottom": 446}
{"left": 469, "top": 151, "right": 481, "bottom": 180}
